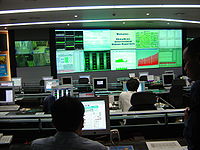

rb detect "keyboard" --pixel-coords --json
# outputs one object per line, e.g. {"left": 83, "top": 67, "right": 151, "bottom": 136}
{"left": 0, "top": 135, "right": 13, "bottom": 144}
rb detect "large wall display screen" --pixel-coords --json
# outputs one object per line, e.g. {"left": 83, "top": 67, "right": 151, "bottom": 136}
{"left": 55, "top": 29, "right": 182, "bottom": 74}
{"left": 15, "top": 41, "right": 50, "bottom": 67}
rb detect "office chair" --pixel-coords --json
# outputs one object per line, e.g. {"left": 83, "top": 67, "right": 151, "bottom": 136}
{"left": 127, "top": 92, "right": 157, "bottom": 125}
{"left": 139, "top": 75, "right": 148, "bottom": 81}
{"left": 129, "top": 92, "right": 157, "bottom": 111}
{"left": 78, "top": 78, "right": 89, "bottom": 84}
{"left": 169, "top": 79, "right": 189, "bottom": 108}
{"left": 77, "top": 78, "right": 92, "bottom": 92}
{"left": 43, "top": 95, "right": 56, "bottom": 114}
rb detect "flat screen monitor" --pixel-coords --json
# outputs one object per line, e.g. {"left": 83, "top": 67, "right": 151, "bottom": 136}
{"left": 42, "top": 76, "right": 53, "bottom": 81}
{"left": 93, "top": 77, "right": 108, "bottom": 91}
{"left": 44, "top": 79, "right": 59, "bottom": 92}
{"left": 55, "top": 29, "right": 182, "bottom": 74}
{"left": 162, "top": 73, "right": 175, "bottom": 87}
{"left": 0, "top": 87, "right": 15, "bottom": 104}
{"left": 11, "top": 77, "right": 22, "bottom": 87}
{"left": 81, "top": 98, "right": 110, "bottom": 135}
{"left": 147, "top": 75, "right": 154, "bottom": 82}
{"left": 61, "top": 76, "right": 72, "bottom": 85}
{"left": 15, "top": 40, "right": 50, "bottom": 67}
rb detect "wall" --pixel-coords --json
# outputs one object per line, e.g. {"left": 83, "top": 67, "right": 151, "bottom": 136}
{"left": 13, "top": 28, "right": 199, "bottom": 84}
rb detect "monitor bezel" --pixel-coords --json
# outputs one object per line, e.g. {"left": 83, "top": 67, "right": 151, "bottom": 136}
{"left": 60, "top": 76, "right": 73, "bottom": 85}
{"left": 92, "top": 77, "right": 108, "bottom": 91}
{"left": 11, "top": 77, "right": 22, "bottom": 88}
{"left": 44, "top": 79, "right": 59, "bottom": 92}
{"left": 79, "top": 75, "right": 91, "bottom": 83}
{"left": 162, "top": 73, "right": 175, "bottom": 87}
{"left": 0, "top": 86, "right": 15, "bottom": 104}
{"left": 80, "top": 96, "right": 110, "bottom": 135}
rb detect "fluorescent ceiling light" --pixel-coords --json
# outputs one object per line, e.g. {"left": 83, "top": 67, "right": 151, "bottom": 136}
{"left": 1, "top": 18, "right": 200, "bottom": 27}
{"left": 0, "top": 5, "right": 200, "bottom": 14}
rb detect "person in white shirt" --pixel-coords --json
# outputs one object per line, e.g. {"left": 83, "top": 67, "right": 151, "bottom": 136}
{"left": 119, "top": 78, "right": 139, "bottom": 112}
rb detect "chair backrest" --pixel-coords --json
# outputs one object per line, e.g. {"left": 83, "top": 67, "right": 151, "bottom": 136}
{"left": 139, "top": 75, "right": 148, "bottom": 81}
{"left": 78, "top": 78, "right": 89, "bottom": 84}
{"left": 129, "top": 92, "right": 157, "bottom": 111}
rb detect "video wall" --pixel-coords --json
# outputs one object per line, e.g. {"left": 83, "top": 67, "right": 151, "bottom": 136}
{"left": 55, "top": 29, "right": 182, "bottom": 74}
{"left": 15, "top": 41, "right": 50, "bottom": 67}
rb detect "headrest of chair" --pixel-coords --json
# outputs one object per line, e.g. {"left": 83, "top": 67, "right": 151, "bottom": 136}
{"left": 130, "top": 92, "right": 156, "bottom": 105}
{"left": 78, "top": 78, "right": 89, "bottom": 84}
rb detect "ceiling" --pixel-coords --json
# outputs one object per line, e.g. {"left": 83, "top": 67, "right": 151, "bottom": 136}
{"left": 1, "top": 0, "right": 200, "bottom": 29}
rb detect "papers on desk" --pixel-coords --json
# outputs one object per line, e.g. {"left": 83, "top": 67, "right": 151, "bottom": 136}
{"left": 110, "top": 145, "right": 134, "bottom": 150}
{"left": 146, "top": 141, "right": 182, "bottom": 150}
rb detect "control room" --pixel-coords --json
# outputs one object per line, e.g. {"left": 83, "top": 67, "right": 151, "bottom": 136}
{"left": 0, "top": 0, "right": 200, "bottom": 150}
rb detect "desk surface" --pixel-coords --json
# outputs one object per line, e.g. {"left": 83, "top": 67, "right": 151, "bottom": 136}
{"left": 0, "top": 138, "right": 187, "bottom": 150}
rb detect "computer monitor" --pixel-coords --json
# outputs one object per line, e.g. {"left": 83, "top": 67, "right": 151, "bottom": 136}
{"left": 147, "top": 75, "right": 154, "bottom": 82}
{"left": 81, "top": 98, "right": 110, "bottom": 135}
{"left": 162, "top": 73, "right": 175, "bottom": 87}
{"left": 44, "top": 79, "right": 59, "bottom": 92}
{"left": 92, "top": 77, "right": 108, "bottom": 91}
{"left": 11, "top": 77, "right": 22, "bottom": 88}
{"left": 79, "top": 75, "right": 90, "bottom": 83}
{"left": 42, "top": 76, "right": 53, "bottom": 81}
{"left": 0, "top": 87, "right": 15, "bottom": 104}
{"left": 60, "top": 76, "right": 72, "bottom": 85}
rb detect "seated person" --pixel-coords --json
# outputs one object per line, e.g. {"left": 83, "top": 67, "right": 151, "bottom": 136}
{"left": 42, "top": 95, "right": 56, "bottom": 114}
{"left": 119, "top": 78, "right": 139, "bottom": 112}
{"left": 31, "top": 96, "right": 108, "bottom": 150}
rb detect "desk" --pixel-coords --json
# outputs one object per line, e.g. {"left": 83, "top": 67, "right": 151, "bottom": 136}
{"left": 0, "top": 138, "right": 187, "bottom": 150}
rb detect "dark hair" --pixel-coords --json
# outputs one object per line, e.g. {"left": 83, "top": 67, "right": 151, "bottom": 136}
{"left": 126, "top": 78, "right": 139, "bottom": 91}
{"left": 51, "top": 96, "right": 85, "bottom": 132}
{"left": 186, "top": 37, "right": 200, "bottom": 56}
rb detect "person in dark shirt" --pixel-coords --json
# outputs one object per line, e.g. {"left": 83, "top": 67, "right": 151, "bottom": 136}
{"left": 183, "top": 37, "right": 200, "bottom": 150}
{"left": 31, "top": 96, "right": 108, "bottom": 150}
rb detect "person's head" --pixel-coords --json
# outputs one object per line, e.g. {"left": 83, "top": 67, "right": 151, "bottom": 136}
{"left": 51, "top": 96, "right": 85, "bottom": 134}
{"left": 126, "top": 78, "right": 139, "bottom": 91}
{"left": 183, "top": 37, "right": 200, "bottom": 81}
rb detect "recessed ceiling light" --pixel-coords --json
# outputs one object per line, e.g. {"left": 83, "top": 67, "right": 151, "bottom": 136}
{"left": 175, "top": 12, "right": 185, "bottom": 15}
{"left": 146, "top": 13, "right": 150, "bottom": 16}
{"left": 74, "top": 15, "right": 78, "bottom": 18}
{"left": 67, "top": 24, "right": 70, "bottom": 26}
{"left": 4, "top": 27, "right": 7, "bottom": 30}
